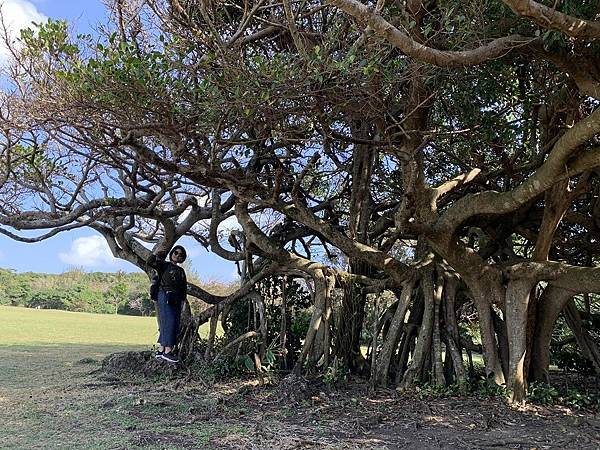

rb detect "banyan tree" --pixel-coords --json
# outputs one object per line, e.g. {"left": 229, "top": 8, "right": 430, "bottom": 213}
{"left": 1, "top": 0, "right": 599, "bottom": 403}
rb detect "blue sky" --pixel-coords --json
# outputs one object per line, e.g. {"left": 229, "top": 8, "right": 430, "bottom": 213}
{"left": 0, "top": 1, "right": 239, "bottom": 281}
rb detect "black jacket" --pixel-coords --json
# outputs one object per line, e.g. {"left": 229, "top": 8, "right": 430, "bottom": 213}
{"left": 147, "top": 254, "right": 187, "bottom": 300}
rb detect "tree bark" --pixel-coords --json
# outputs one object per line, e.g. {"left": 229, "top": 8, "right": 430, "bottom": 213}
{"left": 335, "top": 273, "right": 368, "bottom": 373}
{"left": 204, "top": 313, "right": 219, "bottom": 359}
{"left": 401, "top": 270, "right": 435, "bottom": 388}
{"left": 442, "top": 275, "right": 465, "bottom": 384}
{"left": 505, "top": 278, "right": 536, "bottom": 404}
{"left": 432, "top": 273, "right": 445, "bottom": 385}
{"left": 294, "top": 269, "right": 334, "bottom": 374}
{"left": 280, "top": 276, "right": 289, "bottom": 370}
{"left": 177, "top": 299, "right": 194, "bottom": 359}
{"left": 564, "top": 300, "right": 600, "bottom": 375}
{"left": 374, "top": 278, "right": 415, "bottom": 386}
{"left": 335, "top": 124, "right": 375, "bottom": 373}
{"left": 529, "top": 286, "right": 575, "bottom": 382}
{"left": 443, "top": 330, "right": 467, "bottom": 386}
{"left": 255, "top": 296, "right": 267, "bottom": 361}
{"left": 468, "top": 281, "right": 506, "bottom": 385}
{"left": 492, "top": 309, "right": 510, "bottom": 380}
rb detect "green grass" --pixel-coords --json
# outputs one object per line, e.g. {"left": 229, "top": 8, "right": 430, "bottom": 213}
{"left": 0, "top": 306, "right": 231, "bottom": 449}
{"left": 1, "top": 305, "right": 158, "bottom": 346}
{"left": 0, "top": 305, "right": 216, "bottom": 346}
{"left": 0, "top": 341, "right": 248, "bottom": 449}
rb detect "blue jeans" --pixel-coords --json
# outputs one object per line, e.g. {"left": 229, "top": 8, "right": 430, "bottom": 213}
{"left": 157, "top": 289, "right": 182, "bottom": 348}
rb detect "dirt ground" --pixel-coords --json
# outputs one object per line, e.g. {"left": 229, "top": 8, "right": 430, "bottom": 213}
{"left": 2, "top": 346, "right": 600, "bottom": 449}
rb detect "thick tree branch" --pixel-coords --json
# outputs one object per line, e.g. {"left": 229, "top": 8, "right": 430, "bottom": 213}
{"left": 505, "top": 261, "right": 600, "bottom": 293}
{"left": 435, "top": 109, "right": 600, "bottom": 232}
{"left": 328, "top": 0, "right": 535, "bottom": 67}
{"left": 502, "top": 0, "right": 600, "bottom": 40}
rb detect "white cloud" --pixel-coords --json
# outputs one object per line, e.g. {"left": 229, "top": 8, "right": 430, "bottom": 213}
{"left": 0, "top": 0, "right": 47, "bottom": 65}
{"left": 59, "top": 235, "right": 120, "bottom": 268}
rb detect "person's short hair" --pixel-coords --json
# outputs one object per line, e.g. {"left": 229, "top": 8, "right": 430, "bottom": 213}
{"left": 169, "top": 245, "right": 187, "bottom": 262}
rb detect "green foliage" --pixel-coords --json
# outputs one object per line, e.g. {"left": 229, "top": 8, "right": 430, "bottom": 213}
{"left": 25, "top": 286, "right": 113, "bottom": 313}
{"left": 551, "top": 304, "right": 599, "bottom": 376}
{"left": 189, "top": 336, "right": 270, "bottom": 382}
{"left": 0, "top": 270, "right": 32, "bottom": 306}
{"left": 528, "top": 382, "right": 560, "bottom": 404}
{"left": 19, "top": 19, "right": 79, "bottom": 59}
{"left": 414, "top": 382, "right": 464, "bottom": 399}
{"left": 412, "top": 375, "right": 599, "bottom": 411}
{"left": 223, "top": 276, "right": 311, "bottom": 352}
{"left": 413, "top": 378, "right": 504, "bottom": 400}
{"left": 552, "top": 347, "right": 596, "bottom": 375}
{"left": 189, "top": 354, "right": 242, "bottom": 383}
{"left": 323, "top": 359, "right": 349, "bottom": 386}
{"left": 104, "top": 271, "right": 129, "bottom": 314}
{"left": 219, "top": 276, "right": 312, "bottom": 372}
{"left": 528, "top": 382, "right": 600, "bottom": 411}
{"left": 262, "top": 276, "right": 312, "bottom": 367}
{"left": 470, "top": 379, "right": 507, "bottom": 398}
{"left": 0, "top": 269, "right": 153, "bottom": 315}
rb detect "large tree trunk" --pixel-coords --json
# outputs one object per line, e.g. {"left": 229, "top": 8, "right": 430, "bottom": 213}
{"left": 492, "top": 309, "right": 510, "bottom": 380}
{"left": 294, "top": 269, "right": 335, "bottom": 374}
{"left": 335, "top": 122, "right": 376, "bottom": 374}
{"left": 374, "top": 278, "right": 415, "bottom": 386}
{"left": 429, "top": 232, "right": 506, "bottom": 385}
{"left": 505, "top": 278, "right": 536, "bottom": 404}
{"left": 529, "top": 286, "right": 575, "bottom": 382}
{"left": 400, "top": 269, "right": 436, "bottom": 388}
{"left": 335, "top": 269, "right": 368, "bottom": 373}
{"left": 442, "top": 275, "right": 466, "bottom": 385}
{"left": 431, "top": 272, "right": 445, "bottom": 385}
{"left": 564, "top": 300, "right": 600, "bottom": 375}
{"left": 467, "top": 280, "right": 506, "bottom": 385}
{"left": 526, "top": 178, "right": 578, "bottom": 383}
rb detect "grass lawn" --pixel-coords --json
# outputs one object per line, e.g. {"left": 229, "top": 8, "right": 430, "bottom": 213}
{"left": 0, "top": 305, "right": 162, "bottom": 347}
{"left": 1, "top": 307, "right": 597, "bottom": 449}
{"left": 0, "top": 306, "right": 224, "bottom": 449}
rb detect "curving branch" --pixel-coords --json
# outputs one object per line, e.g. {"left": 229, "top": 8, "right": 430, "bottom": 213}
{"left": 505, "top": 261, "right": 600, "bottom": 294}
{"left": 435, "top": 107, "right": 600, "bottom": 233}
{"left": 432, "top": 168, "right": 481, "bottom": 203}
{"left": 207, "top": 190, "right": 244, "bottom": 261}
{"left": 328, "top": 0, "right": 535, "bottom": 67}
{"left": 501, "top": 0, "right": 600, "bottom": 40}
{"left": 0, "top": 218, "right": 93, "bottom": 242}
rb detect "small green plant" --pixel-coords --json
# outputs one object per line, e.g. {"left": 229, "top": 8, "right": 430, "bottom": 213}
{"left": 527, "top": 382, "right": 599, "bottom": 411}
{"left": 552, "top": 347, "right": 596, "bottom": 375}
{"left": 470, "top": 379, "right": 507, "bottom": 398}
{"left": 528, "top": 382, "right": 560, "bottom": 405}
{"left": 414, "top": 382, "right": 462, "bottom": 399}
{"left": 562, "top": 390, "right": 600, "bottom": 410}
{"left": 188, "top": 355, "right": 242, "bottom": 383}
{"left": 323, "top": 360, "right": 349, "bottom": 385}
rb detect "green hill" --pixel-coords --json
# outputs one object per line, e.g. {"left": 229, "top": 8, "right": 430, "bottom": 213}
{"left": 0, "top": 268, "right": 153, "bottom": 315}
{"left": 0, "top": 268, "right": 236, "bottom": 316}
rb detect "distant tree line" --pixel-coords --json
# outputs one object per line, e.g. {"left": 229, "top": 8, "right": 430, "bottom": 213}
{"left": 0, "top": 267, "right": 237, "bottom": 316}
{"left": 0, "top": 268, "right": 154, "bottom": 315}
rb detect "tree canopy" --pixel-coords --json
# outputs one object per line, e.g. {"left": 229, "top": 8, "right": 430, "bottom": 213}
{"left": 1, "top": 0, "right": 599, "bottom": 403}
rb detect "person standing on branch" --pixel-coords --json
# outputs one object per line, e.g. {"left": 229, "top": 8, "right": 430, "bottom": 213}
{"left": 147, "top": 246, "right": 188, "bottom": 363}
